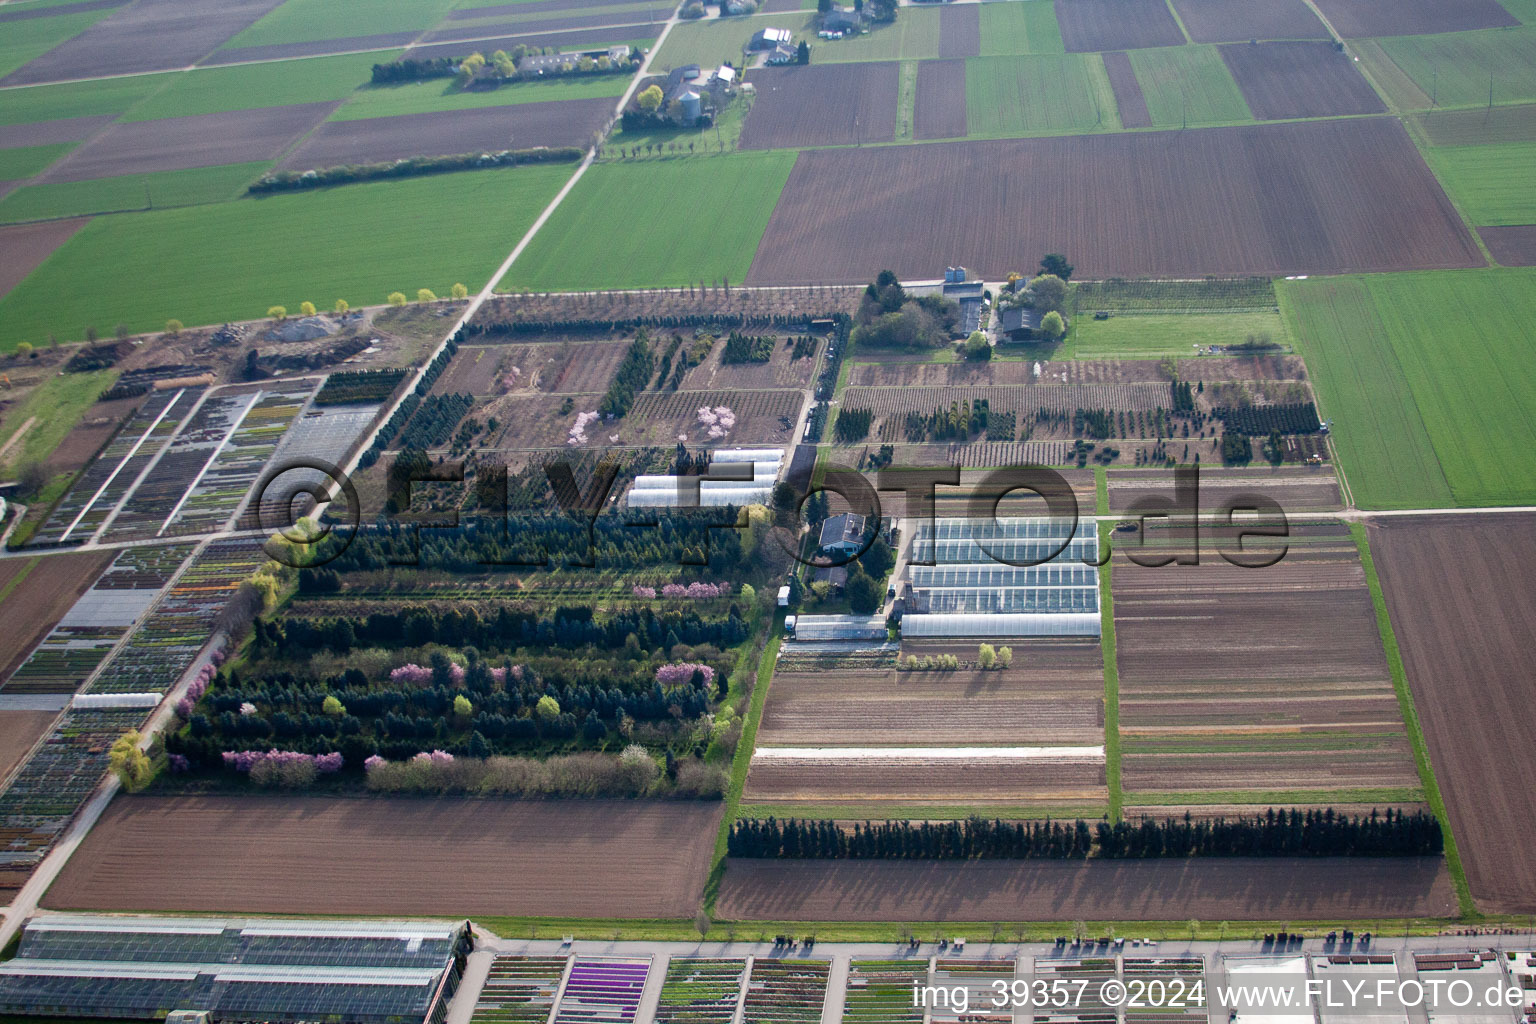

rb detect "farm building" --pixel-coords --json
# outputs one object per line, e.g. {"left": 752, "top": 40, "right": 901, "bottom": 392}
{"left": 0, "top": 915, "right": 470, "bottom": 1024}
{"left": 900, "top": 517, "right": 1101, "bottom": 637}
{"left": 764, "top": 42, "right": 799, "bottom": 65}
{"left": 817, "top": 512, "right": 867, "bottom": 556}
{"left": 787, "top": 613, "right": 888, "bottom": 641}
{"left": 997, "top": 304, "right": 1046, "bottom": 342}
{"left": 942, "top": 277, "right": 987, "bottom": 336}
{"left": 747, "top": 27, "right": 794, "bottom": 51}
{"left": 626, "top": 447, "right": 783, "bottom": 507}
{"left": 821, "top": 5, "right": 864, "bottom": 33}
{"left": 657, "top": 64, "right": 737, "bottom": 123}
{"left": 813, "top": 565, "right": 848, "bottom": 591}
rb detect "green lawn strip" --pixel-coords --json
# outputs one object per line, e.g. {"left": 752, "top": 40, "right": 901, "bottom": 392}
{"left": 1128, "top": 44, "right": 1252, "bottom": 127}
{"left": 0, "top": 143, "right": 72, "bottom": 181}
{"left": 0, "top": 165, "right": 570, "bottom": 350}
{"left": 498, "top": 150, "right": 794, "bottom": 292}
{"left": 1124, "top": 787, "right": 1427, "bottom": 807}
{"left": 735, "top": 802, "right": 1107, "bottom": 821}
{"left": 816, "top": 6, "right": 940, "bottom": 63}
{"left": 653, "top": 13, "right": 813, "bottom": 70}
{"left": 1375, "top": 27, "right": 1536, "bottom": 109}
{"left": 1093, "top": 464, "right": 1108, "bottom": 517}
{"left": 1421, "top": 141, "right": 1536, "bottom": 225}
{"left": 1071, "top": 311, "right": 1288, "bottom": 359}
{"left": 0, "top": 368, "right": 118, "bottom": 474}
{"left": 895, "top": 59, "right": 917, "bottom": 141}
{"left": 1277, "top": 276, "right": 1453, "bottom": 510}
{"left": 225, "top": 0, "right": 459, "bottom": 48}
{"left": 0, "top": 76, "right": 176, "bottom": 128}
{"left": 702, "top": 628, "right": 781, "bottom": 913}
{"left": 1098, "top": 521, "right": 1120, "bottom": 822}
{"left": 332, "top": 72, "right": 626, "bottom": 121}
{"left": 0, "top": 560, "right": 38, "bottom": 606}
{"left": 1351, "top": 521, "right": 1474, "bottom": 917}
{"left": 0, "top": 162, "right": 270, "bottom": 224}
{"left": 117, "top": 52, "right": 390, "bottom": 122}
{"left": 965, "top": 53, "right": 1119, "bottom": 137}
{"left": 0, "top": 5, "right": 118, "bottom": 78}
{"left": 979, "top": 0, "right": 1065, "bottom": 56}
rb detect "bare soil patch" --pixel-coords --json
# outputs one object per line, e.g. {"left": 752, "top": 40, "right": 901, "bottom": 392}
{"left": 1369, "top": 514, "right": 1536, "bottom": 914}
{"left": 1103, "top": 51, "right": 1151, "bottom": 128}
{"left": 0, "top": 0, "right": 129, "bottom": 23}
{"left": 938, "top": 4, "right": 980, "bottom": 58}
{"left": 0, "top": 217, "right": 91, "bottom": 301}
{"left": 0, "top": 116, "right": 116, "bottom": 148}
{"left": 281, "top": 99, "right": 611, "bottom": 170}
{"left": 1479, "top": 226, "right": 1536, "bottom": 266}
{"left": 1054, "top": 0, "right": 1186, "bottom": 52}
{"left": 46, "top": 795, "right": 722, "bottom": 917}
{"left": 202, "top": 32, "right": 422, "bottom": 65}
{"left": 38, "top": 104, "right": 336, "bottom": 184}
{"left": 1220, "top": 41, "right": 1384, "bottom": 120}
{"left": 716, "top": 856, "right": 1456, "bottom": 921}
{"left": 0, "top": 549, "right": 113, "bottom": 680}
{"left": 739, "top": 63, "right": 898, "bottom": 150}
{"left": 1170, "top": 0, "right": 1328, "bottom": 42}
{"left": 0, "top": 0, "right": 286, "bottom": 87}
{"left": 46, "top": 395, "right": 140, "bottom": 474}
{"left": 1313, "top": 0, "right": 1516, "bottom": 37}
{"left": 405, "top": 24, "right": 660, "bottom": 61}
{"left": 1414, "top": 104, "right": 1536, "bottom": 146}
{"left": 1106, "top": 466, "right": 1342, "bottom": 513}
{"left": 0, "top": 711, "right": 58, "bottom": 783}
{"left": 914, "top": 59, "right": 967, "bottom": 140}
{"left": 744, "top": 756, "right": 1106, "bottom": 806}
{"left": 745, "top": 119, "right": 1481, "bottom": 284}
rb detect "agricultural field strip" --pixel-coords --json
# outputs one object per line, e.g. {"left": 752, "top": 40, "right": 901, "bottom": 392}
{"left": 56, "top": 387, "right": 186, "bottom": 543}
{"left": 152, "top": 389, "right": 262, "bottom": 536}
{"left": 751, "top": 746, "right": 1105, "bottom": 759}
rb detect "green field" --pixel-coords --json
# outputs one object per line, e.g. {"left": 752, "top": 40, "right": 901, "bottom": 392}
{"left": 0, "top": 368, "right": 118, "bottom": 475}
{"left": 0, "top": 143, "right": 72, "bottom": 181}
{"left": 223, "top": 0, "right": 459, "bottom": 48}
{"left": 1129, "top": 44, "right": 1252, "bottom": 127}
{"left": 816, "top": 6, "right": 940, "bottom": 62}
{"left": 0, "top": 163, "right": 270, "bottom": 225}
{"left": 965, "top": 53, "right": 1119, "bottom": 136}
{"left": 1501, "top": 0, "right": 1536, "bottom": 23}
{"left": 1281, "top": 269, "right": 1536, "bottom": 508}
{"left": 117, "top": 53, "right": 390, "bottom": 122}
{"left": 1376, "top": 27, "right": 1536, "bottom": 109}
{"left": 451, "top": 0, "right": 660, "bottom": 27}
{"left": 0, "top": 5, "right": 116, "bottom": 78}
{"left": 1070, "top": 311, "right": 1290, "bottom": 358}
{"left": 652, "top": 13, "right": 812, "bottom": 70}
{"left": 979, "top": 1, "right": 1065, "bottom": 56}
{"left": 1422, "top": 141, "right": 1536, "bottom": 224}
{"left": 499, "top": 151, "right": 794, "bottom": 291}
{"left": 0, "top": 75, "right": 172, "bottom": 127}
{"left": 331, "top": 73, "right": 628, "bottom": 120}
{"left": 0, "top": 165, "right": 570, "bottom": 351}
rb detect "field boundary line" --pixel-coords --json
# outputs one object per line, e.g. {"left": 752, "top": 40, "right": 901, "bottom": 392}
{"left": 1098, "top": 519, "right": 1121, "bottom": 822}
{"left": 1350, "top": 521, "right": 1474, "bottom": 917}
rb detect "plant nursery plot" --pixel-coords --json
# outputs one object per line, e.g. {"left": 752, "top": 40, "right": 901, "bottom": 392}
{"left": 0, "top": 165, "right": 570, "bottom": 349}
{"left": 1170, "top": 0, "right": 1328, "bottom": 42}
{"left": 745, "top": 118, "right": 1481, "bottom": 284}
{"left": 1370, "top": 513, "right": 1536, "bottom": 913}
{"left": 1219, "top": 39, "right": 1385, "bottom": 119}
{"left": 1054, "top": 0, "right": 1186, "bottom": 52}
{"left": 965, "top": 53, "right": 1120, "bottom": 136}
{"left": 0, "top": 550, "right": 114, "bottom": 681}
{"left": 1106, "top": 465, "right": 1342, "bottom": 513}
{"left": 0, "top": 712, "right": 58, "bottom": 784}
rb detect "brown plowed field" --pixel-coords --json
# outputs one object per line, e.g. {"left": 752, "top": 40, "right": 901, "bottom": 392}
{"left": 0, "top": 0, "right": 129, "bottom": 23}
{"left": 0, "top": 0, "right": 285, "bottom": 86}
{"left": 1106, "top": 467, "right": 1343, "bottom": 513}
{"left": 1054, "top": 0, "right": 1186, "bottom": 52}
{"left": 404, "top": 24, "right": 660, "bottom": 62}
{"left": 39, "top": 104, "right": 336, "bottom": 183}
{"left": 1112, "top": 521, "right": 1420, "bottom": 803}
{"left": 451, "top": 0, "right": 666, "bottom": 19}
{"left": 1170, "top": 0, "right": 1327, "bottom": 42}
{"left": 45, "top": 395, "right": 140, "bottom": 475}
{"left": 420, "top": 8, "right": 671, "bottom": 44}
{"left": 1414, "top": 104, "right": 1536, "bottom": 146}
{"left": 0, "top": 550, "right": 114, "bottom": 680}
{"left": 0, "top": 115, "right": 116, "bottom": 147}
{"left": 739, "top": 63, "right": 898, "bottom": 150}
{"left": 1102, "top": 51, "right": 1150, "bottom": 128}
{"left": 1312, "top": 0, "right": 1516, "bottom": 37}
{"left": 281, "top": 99, "right": 612, "bottom": 170}
{"left": 743, "top": 756, "right": 1106, "bottom": 805}
{"left": 435, "top": 340, "right": 634, "bottom": 396}
{"left": 716, "top": 856, "right": 1457, "bottom": 921}
{"left": 0, "top": 711, "right": 58, "bottom": 783}
{"left": 938, "top": 4, "right": 980, "bottom": 58}
{"left": 45, "top": 795, "right": 722, "bottom": 917}
{"left": 201, "top": 32, "right": 422, "bottom": 65}
{"left": 1368, "top": 514, "right": 1536, "bottom": 914}
{"left": 744, "top": 119, "right": 1482, "bottom": 284}
{"left": 1220, "top": 41, "right": 1385, "bottom": 120}
{"left": 914, "top": 59, "right": 967, "bottom": 140}
{"left": 1479, "top": 226, "right": 1536, "bottom": 267}
{"left": 0, "top": 217, "right": 91, "bottom": 301}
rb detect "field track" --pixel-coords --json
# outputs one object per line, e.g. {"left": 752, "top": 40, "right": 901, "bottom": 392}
{"left": 1369, "top": 514, "right": 1536, "bottom": 914}
{"left": 913, "top": 59, "right": 967, "bottom": 139}
{"left": 1170, "top": 0, "right": 1327, "bottom": 42}
{"left": 0, "top": 218, "right": 91, "bottom": 301}
{"left": 1220, "top": 41, "right": 1385, "bottom": 120}
{"left": 1312, "top": 0, "right": 1516, "bottom": 37}
{"left": 740, "top": 64, "right": 898, "bottom": 150}
{"left": 746, "top": 118, "right": 1482, "bottom": 284}
{"left": 1479, "top": 225, "right": 1536, "bottom": 266}
{"left": 45, "top": 796, "right": 722, "bottom": 917}
{"left": 716, "top": 857, "right": 1457, "bottom": 921}
{"left": 1054, "top": 0, "right": 1186, "bottom": 53}
{"left": 1102, "top": 51, "right": 1150, "bottom": 128}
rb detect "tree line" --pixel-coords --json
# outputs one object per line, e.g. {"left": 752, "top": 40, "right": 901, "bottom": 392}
{"left": 250, "top": 148, "right": 581, "bottom": 194}
{"left": 598, "top": 332, "right": 655, "bottom": 418}
{"left": 729, "top": 808, "right": 1444, "bottom": 860}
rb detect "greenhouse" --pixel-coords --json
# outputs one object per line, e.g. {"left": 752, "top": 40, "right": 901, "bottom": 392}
{"left": 625, "top": 448, "right": 784, "bottom": 509}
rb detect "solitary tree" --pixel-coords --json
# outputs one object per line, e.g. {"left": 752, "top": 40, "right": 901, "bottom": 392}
{"left": 322, "top": 695, "right": 346, "bottom": 716}
{"left": 846, "top": 562, "right": 882, "bottom": 614}
{"left": 266, "top": 305, "right": 288, "bottom": 320}
{"left": 536, "top": 694, "right": 561, "bottom": 719}
{"left": 1029, "top": 273, "right": 1068, "bottom": 313}
{"left": 453, "top": 694, "right": 473, "bottom": 720}
{"left": 299, "top": 301, "right": 317, "bottom": 316}
{"left": 636, "top": 84, "right": 664, "bottom": 113}
{"left": 797, "top": 39, "right": 811, "bottom": 64}
{"left": 996, "top": 645, "right": 1013, "bottom": 668}
{"left": 14, "top": 342, "right": 32, "bottom": 359}
{"left": 977, "top": 642, "right": 996, "bottom": 669}
{"left": 387, "top": 291, "right": 408, "bottom": 306}
{"left": 108, "top": 731, "right": 154, "bottom": 792}
{"left": 417, "top": 288, "right": 438, "bottom": 302}
{"left": 1041, "top": 310, "right": 1066, "bottom": 341}
{"left": 964, "top": 330, "right": 991, "bottom": 360}
{"left": 1040, "top": 253, "right": 1074, "bottom": 280}
{"left": 334, "top": 299, "right": 350, "bottom": 313}
{"left": 451, "top": 282, "right": 469, "bottom": 299}
{"left": 165, "top": 319, "right": 183, "bottom": 335}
